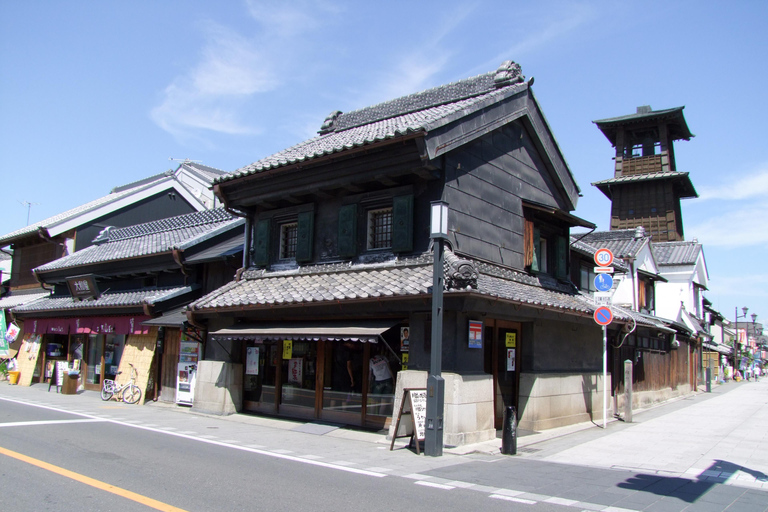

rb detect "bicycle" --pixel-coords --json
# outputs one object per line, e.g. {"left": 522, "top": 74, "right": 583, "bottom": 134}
{"left": 101, "top": 363, "right": 142, "bottom": 404}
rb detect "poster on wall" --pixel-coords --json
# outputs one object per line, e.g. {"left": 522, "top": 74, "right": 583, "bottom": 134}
{"left": 282, "top": 339, "right": 293, "bottom": 360}
{"left": 468, "top": 320, "right": 483, "bottom": 348}
{"left": 288, "top": 357, "right": 303, "bottom": 384}
{"left": 246, "top": 347, "right": 260, "bottom": 375}
{"left": 505, "top": 332, "right": 516, "bottom": 348}
{"left": 400, "top": 327, "right": 410, "bottom": 352}
{"left": 507, "top": 348, "right": 516, "bottom": 372}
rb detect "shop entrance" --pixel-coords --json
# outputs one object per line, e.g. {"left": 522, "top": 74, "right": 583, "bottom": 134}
{"left": 241, "top": 327, "right": 402, "bottom": 428}
{"left": 84, "top": 333, "right": 125, "bottom": 391}
{"left": 484, "top": 320, "right": 522, "bottom": 429}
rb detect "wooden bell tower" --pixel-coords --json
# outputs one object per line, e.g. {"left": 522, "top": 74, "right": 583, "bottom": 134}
{"left": 591, "top": 106, "right": 697, "bottom": 242}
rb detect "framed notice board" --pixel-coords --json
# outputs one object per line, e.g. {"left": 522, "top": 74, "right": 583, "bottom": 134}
{"left": 390, "top": 388, "right": 427, "bottom": 454}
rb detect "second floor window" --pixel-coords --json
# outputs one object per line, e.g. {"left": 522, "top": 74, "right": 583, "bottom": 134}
{"left": 279, "top": 222, "right": 298, "bottom": 260}
{"left": 367, "top": 207, "right": 393, "bottom": 250}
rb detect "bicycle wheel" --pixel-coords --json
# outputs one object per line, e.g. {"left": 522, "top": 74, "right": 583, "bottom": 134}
{"left": 122, "top": 384, "right": 142, "bottom": 404}
{"left": 101, "top": 381, "right": 114, "bottom": 401}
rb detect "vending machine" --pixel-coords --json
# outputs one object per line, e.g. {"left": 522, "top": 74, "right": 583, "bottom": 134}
{"left": 176, "top": 338, "right": 201, "bottom": 405}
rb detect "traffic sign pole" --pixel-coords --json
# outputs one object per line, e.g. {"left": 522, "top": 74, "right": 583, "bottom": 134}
{"left": 603, "top": 325, "right": 607, "bottom": 429}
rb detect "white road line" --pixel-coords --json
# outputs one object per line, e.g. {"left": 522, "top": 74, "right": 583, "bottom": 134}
{"left": 0, "top": 419, "right": 107, "bottom": 428}
{"left": 490, "top": 494, "right": 537, "bottom": 504}
{"left": 0, "top": 396, "right": 388, "bottom": 478}
{"left": 415, "top": 481, "right": 455, "bottom": 490}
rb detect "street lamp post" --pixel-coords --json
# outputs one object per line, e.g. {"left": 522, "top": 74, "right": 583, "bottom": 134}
{"left": 425, "top": 201, "right": 448, "bottom": 457}
{"left": 734, "top": 307, "right": 750, "bottom": 372}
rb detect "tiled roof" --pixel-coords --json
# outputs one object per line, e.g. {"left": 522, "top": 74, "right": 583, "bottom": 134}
{"left": 0, "top": 290, "right": 50, "bottom": 310}
{"left": 0, "top": 179, "right": 167, "bottom": 246}
{"left": 653, "top": 241, "right": 702, "bottom": 266}
{"left": 189, "top": 252, "right": 594, "bottom": 316}
{"left": 577, "top": 230, "right": 650, "bottom": 259}
{"left": 218, "top": 62, "right": 528, "bottom": 183}
{"left": 0, "top": 164, "right": 228, "bottom": 248}
{"left": 188, "top": 252, "right": 660, "bottom": 328}
{"left": 12, "top": 286, "right": 193, "bottom": 313}
{"left": 569, "top": 235, "right": 630, "bottom": 273}
{"left": 34, "top": 208, "right": 242, "bottom": 273}
{"left": 591, "top": 171, "right": 694, "bottom": 186}
{"left": 593, "top": 106, "right": 685, "bottom": 126}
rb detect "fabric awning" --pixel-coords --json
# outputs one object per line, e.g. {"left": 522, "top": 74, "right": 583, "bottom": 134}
{"left": 143, "top": 307, "right": 188, "bottom": 327}
{"left": 24, "top": 316, "right": 151, "bottom": 335}
{"left": 210, "top": 321, "right": 397, "bottom": 343}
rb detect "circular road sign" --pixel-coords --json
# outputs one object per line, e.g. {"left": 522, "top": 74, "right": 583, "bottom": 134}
{"left": 594, "top": 248, "right": 614, "bottom": 267}
{"left": 594, "top": 273, "right": 614, "bottom": 292}
{"left": 594, "top": 306, "right": 613, "bottom": 326}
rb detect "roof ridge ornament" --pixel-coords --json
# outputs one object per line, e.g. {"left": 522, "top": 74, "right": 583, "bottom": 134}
{"left": 318, "top": 110, "right": 343, "bottom": 134}
{"left": 443, "top": 248, "right": 478, "bottom": 290}
{"left": 493, "top": 60, "right": 525, "bottom": 88}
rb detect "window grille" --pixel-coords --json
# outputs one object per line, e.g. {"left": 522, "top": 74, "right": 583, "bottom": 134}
{"left": 367, "top": 208, "right": 393, "bottom": 250}
{"left": 279, "top": 222, "right": 298, "bottom": 260}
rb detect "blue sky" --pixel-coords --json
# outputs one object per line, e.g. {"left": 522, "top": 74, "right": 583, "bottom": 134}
{"left": 1, "top": 0, "right": 766, "bottom": 325}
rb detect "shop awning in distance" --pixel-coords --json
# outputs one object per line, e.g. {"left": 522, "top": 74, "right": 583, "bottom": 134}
{"left": 209, "top": 320, "right": 398, "bottom": 343}
{"left": 142, "top": 307, "right": 188, "bottom": 327}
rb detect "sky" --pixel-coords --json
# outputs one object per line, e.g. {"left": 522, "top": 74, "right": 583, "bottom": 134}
{"left": 1, "top": 0, "right": 767, "bottom": 326}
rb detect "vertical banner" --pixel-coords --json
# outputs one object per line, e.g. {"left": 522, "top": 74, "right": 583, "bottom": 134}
{"left": 282, "top": 339, "right": 293, "bottom": 360}
{"left": 0, "top": 310, "right": 8, "bottom": 357}
{"left": 505, "top": 332, "right": 516, "bottom": 348}
{"left": 245, "top": 347, "right": 260, "bottom": 375}
{"left": 507, "top": 348, "right": 516, "bottom": 371}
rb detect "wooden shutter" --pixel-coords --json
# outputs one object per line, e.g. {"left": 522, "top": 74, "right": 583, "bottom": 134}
{"left": 638, "top": 279, "right": 647, "bottom": 309}
{"left": 524, "top": 219, "right": 534, "bottom": 268}
{"left": 555, "top": 235, "right": 567, "bottom": 279}
{"left": 392, "top": 194, "right": 413, "bottom": 253}
{"left": 295, "top": 211, "right": 314, "bottom": 263}
{"left": 253, "top": 219, "right": 271, "bottom": 266}
{"left": 338, "top": 204, "right": 357, "bottom": 258}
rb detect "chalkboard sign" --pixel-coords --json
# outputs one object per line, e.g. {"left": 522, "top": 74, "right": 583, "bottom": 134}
{"left": 390, "top": 388, "right": 427, "bottom": 454}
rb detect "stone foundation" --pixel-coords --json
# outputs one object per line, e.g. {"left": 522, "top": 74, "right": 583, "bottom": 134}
{"left": 193, "top": 361, "right": 243, "bottom": 415}
{"left": 518, "top": 372, "right": 610, "bottom": 431}
{"left": 389, "top": 370, "right": 495, "bottom": 447}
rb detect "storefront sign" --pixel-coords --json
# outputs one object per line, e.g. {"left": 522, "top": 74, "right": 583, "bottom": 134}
{"left": 282, "top": 339, "right": 293, "bottom": 359}
{"left": 5, "top": 321, "right": 20, "bottom": 342}
{"left": 246, "top": 347, "right": 260, "bottom": 375}
{"left": 401, "top": 352, "right": 409, "bottom": 371}
{"left": 505, "top": 332, "right": 516, "bottom": 348}
{"left": 0, "top": 311, "right": 8, "bottom": 357}
{"left": 468, "top": 320, "right": 483, "bottom": 348}
{"left": 66, "top": 274, "right": 100, "bottom": 300}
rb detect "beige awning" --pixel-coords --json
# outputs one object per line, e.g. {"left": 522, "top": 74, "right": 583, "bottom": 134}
{"left": 209, "top": 320, "right": 397, "bottom": 343}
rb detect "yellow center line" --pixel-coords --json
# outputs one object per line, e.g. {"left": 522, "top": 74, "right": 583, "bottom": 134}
{"left": 0, "top": 446, "right": 189, "bottom": 512}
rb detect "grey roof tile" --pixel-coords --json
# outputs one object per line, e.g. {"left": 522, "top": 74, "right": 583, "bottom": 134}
{"left": 653, "top": 241, "right": 702, "bottom": 266}
{"left": 577, "top": 230, "right": 650, "bottom": 259}
{"left": 34, "top": 208, "right": 241, "bottom": 273}
{"left": 12, "top": 286, "right": 193, "bottom": 313}
{"left": 218, "top": 63, "right": 528, "bottom": 183}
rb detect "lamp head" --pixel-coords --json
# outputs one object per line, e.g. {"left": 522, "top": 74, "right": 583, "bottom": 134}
{"left": 742, "top": 306, "right": 749, "bottom": 316}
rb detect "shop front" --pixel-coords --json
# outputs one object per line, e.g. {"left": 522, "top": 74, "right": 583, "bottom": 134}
{"left": 16, "top": 316, "right": 150, "bottom": 390}
{"left": 210, "top": 321, "right": 404, "bottom": 429}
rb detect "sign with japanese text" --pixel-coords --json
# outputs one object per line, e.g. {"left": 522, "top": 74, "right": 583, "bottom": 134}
{"left": 505, "top": 332, "right": 516, "bottom": 348}
{"left": 282, "top": 339, "right": 293, "bottom": 360}
{"left": 66, "top": 274, "right": 100, "bottom": 300}
{"left": 245, "top": 347, "right": 260, "bottom": 375}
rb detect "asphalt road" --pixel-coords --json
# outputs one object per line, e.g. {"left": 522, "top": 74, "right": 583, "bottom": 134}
{"left": 1, "top": 398, "right": 568, "bottom": 512}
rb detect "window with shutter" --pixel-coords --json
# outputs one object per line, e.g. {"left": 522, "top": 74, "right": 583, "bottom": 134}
{"left": 253, "top": 219, "right": 271, "bottom": 266}
{"left": 338, "top": 204, "right": 357, "bottom": 258}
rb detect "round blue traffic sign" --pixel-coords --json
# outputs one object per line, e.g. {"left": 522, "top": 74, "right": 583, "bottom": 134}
{"left": 594, "top": 273, "right": 614, "bottom": 292}
{"left": 594, "top": 306, "right": 613, "bottom": 326}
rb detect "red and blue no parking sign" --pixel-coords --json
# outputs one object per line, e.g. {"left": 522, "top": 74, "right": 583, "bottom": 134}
{"left": 594, "top": 306, "right": 613, "bottom": 326}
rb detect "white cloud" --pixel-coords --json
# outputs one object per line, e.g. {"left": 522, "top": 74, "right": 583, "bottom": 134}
{"left": 686, "top": 204, "right": 768, "bottom": 247}
{"left": 697, "top": 166, "right": 768, "bottom": 200}
{"left": 151, "top": 24, "right": 276, "bottom": 140}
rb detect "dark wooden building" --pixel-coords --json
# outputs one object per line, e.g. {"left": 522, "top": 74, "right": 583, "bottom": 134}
{"left": 591, "top": 106, "right": 697, "bottom": 242}
{"left": 187, "top": 61, "right": 646, "bottom": 444}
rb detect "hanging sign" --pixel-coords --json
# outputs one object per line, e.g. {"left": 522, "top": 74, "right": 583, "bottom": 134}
{"left": 282, "top": 339, "right": 293, "bottom": 359}
{"left": 245, "top": 347, "right": 260, "bottom": 375}
{"left": 505, "top": 332, "right": 516, "bottom": 348}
